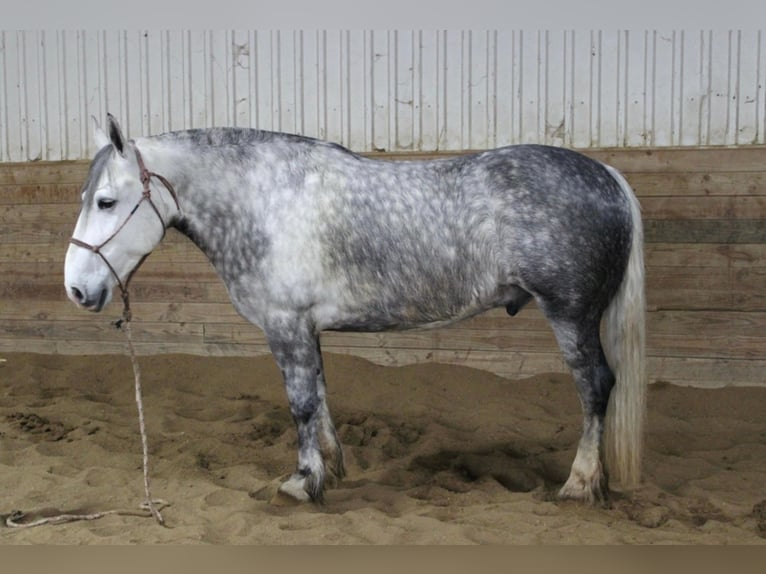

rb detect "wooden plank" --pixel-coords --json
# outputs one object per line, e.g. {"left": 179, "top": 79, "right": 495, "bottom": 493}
{"left": 0, "top": 237, "right": 208, "bottom": 263}
{"left": 0, "top": 277, "right": 230, "bottom": 304}
{"left": 644, "top": 219, "right": 766, "bottom": 244}
{"left": 0, "top": 161, "right": 89, "bottom": 185}
{"left": 650, "top": 310, "right": 766, "bottom": 338}
{"left": 649, "top": 334, "right": 765, "bottom": 361}
{"left": 646, "top": 310, "right": 766, "bottom": 359}
{"left": 581, "top": 147, "right": 766, "bottom": 174}
{"left": 0, "top": 184, "right": 82, "bottom": 204}
{"left": 0, "top": 262, "right": 218, "bottom": 290}
{"left": 645, "top": 243, "right": 766, "bottom": 268}
{"left": 0, "top": 203, "right": 81, "bottom": 225}
{"left": 646, "top": 266, "right": 766, "bottom": 311}
{"left": 647, "top": 267, "right": 735, "bottom": 292}
{"left": 1, "top": 299, "right": 245, "bottom": 323}
{"left": 640, "top": 196, "right": 766, "bottom": 220}
{"left": 0, "top": 318, "right": 205, "bottom": 344}
{"left": 648, "top": 290, "right": 765, "bottom": 312}
{"left": 627, "top": 171, "right": 766, "bottom": 197}
{"left": 647, "top": 357, "right": 766, "bottom": 388}
{"left": 0, "top": 338, "right": 272, "bottom": 358}
{"left": 734, "top": 268, "right": 766, "bottom": 310}
{"left": 0, "top": 243, "right": 64, "bottom": 263}
{"left": 0, "top": 228, "right": 187, "bottom": 253}
{"left": 0, "top": 225, "right": 73, "bottom": 244}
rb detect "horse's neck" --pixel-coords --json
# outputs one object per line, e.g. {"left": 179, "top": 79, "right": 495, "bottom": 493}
{"left": 134, "top": 137, "right": 190, "bottom": 187}
{"left": 137, "top": 138, "right": 244, "bottom": 264}
{"left": 136, "top": 137, "right": 209, "bottom": 212}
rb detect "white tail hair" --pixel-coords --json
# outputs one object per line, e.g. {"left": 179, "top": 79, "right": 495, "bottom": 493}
{"left": 601, "top": 163, "right": 646, "bottom": 489}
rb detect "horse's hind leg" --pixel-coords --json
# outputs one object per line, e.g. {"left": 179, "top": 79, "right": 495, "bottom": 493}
{"left": 265, "top": 318, "right": 344, "bottom": 503}
{"left": 546, "top": 314, "right": 615, "bottom": 505}
{"left": 315, "top": 338, "right": 346, "bottom": 483}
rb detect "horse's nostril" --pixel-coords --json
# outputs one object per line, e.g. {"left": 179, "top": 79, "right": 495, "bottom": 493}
{"left": 71, "top": 286, "right": 85, "bottom": 303}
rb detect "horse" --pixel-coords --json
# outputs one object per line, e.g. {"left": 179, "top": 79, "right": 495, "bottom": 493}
{"left": 64, "top": 114, "right": 645, "bottom": 506}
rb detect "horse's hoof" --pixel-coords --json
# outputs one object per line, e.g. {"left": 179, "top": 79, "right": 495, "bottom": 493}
{"left": 271, "top": 488, "right": 310, "bottom": 506}
{"left": 274, "top": 475, "right": 312, "bottom": 505}
{"left": 558, "top": 476, "right": 611, "bottom": 507}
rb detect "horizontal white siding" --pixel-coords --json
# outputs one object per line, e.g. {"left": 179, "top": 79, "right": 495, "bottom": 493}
{"left": 1, "top": 30, "right": 765, "bottom": 161}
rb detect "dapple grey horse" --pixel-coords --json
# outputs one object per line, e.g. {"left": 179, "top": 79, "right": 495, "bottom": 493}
{"left": 64, "top": 114, "right": 645, "bottom": 506}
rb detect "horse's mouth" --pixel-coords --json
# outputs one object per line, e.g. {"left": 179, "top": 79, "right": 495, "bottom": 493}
{"left": 84, "top": 288, "right": 110, "bottom": 313}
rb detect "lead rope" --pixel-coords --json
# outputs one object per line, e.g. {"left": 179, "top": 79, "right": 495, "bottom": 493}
{"left": 5, "top": 288, "right": 168, "bottom": 529}
{"left": 119, "top": 288, "right": 167, "bottom": 527}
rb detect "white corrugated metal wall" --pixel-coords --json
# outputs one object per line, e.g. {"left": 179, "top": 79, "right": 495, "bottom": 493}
{"left": 1, "top": 30, "right": 765, "bottom": 162}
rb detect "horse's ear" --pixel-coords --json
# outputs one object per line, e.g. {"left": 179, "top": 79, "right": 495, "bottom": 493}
{"left": 92, "top": 116, "right": 110, "bottom": 150}
{"left": 106, "top": 113, "right": 128, "bottom": 158}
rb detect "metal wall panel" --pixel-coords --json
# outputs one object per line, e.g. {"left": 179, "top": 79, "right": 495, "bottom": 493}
{"left": 1, "top": 30, "right": 764, "bottom": 161}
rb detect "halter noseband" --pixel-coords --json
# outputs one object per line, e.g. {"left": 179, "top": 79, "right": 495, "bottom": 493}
{"left": 69, "top": 142, "right": 180, "bottom": 308}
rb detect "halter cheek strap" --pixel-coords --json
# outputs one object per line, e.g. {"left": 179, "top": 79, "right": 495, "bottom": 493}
{"left": 69, "top": 142, "right": 180, "bottom": 312}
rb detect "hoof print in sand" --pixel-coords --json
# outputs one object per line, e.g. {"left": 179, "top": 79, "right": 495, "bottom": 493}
{"left": 4, "top": 412, "right": 72, "bottom": 442}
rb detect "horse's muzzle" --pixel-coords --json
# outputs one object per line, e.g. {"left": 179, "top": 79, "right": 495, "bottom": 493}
{"left": 68, "top": 284, "right": 110, "bottom": 312}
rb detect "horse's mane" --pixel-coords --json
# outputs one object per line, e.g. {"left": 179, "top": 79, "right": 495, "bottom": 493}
{"left": 154, "top": 127, "right": 362, "bottom": 160}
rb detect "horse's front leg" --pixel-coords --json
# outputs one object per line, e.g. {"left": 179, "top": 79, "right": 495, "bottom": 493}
{"left": 265, "top": 317, "right": 344, "bottom": 503}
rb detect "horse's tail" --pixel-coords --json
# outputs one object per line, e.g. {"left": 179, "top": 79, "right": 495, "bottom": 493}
{"left": 601, "top": 163, "right": 646, "bottom": 489}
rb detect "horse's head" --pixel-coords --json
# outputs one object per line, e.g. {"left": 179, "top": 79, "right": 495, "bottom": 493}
{"left": 64, "top": 114, "right": 178, "bottom": 312}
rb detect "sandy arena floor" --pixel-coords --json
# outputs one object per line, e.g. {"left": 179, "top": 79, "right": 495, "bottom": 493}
{"left": 1, "top": 352, "right": 765, "bottom": 544}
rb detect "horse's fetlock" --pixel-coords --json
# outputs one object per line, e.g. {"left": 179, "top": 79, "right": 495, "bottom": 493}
{"left": 305, "top": 469, "right": 326, "bottom": 504}
{"left": 558, "top": 466, "right": 610, "bottom": 506}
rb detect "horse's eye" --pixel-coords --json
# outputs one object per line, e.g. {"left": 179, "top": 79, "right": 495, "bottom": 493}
{"left": 97, "top": 198, "right": 116, "bottom": 210}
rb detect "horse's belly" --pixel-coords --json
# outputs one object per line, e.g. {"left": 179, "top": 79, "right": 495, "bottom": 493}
{"left": 314, "top": 274, "right": 504, "bottom": 332}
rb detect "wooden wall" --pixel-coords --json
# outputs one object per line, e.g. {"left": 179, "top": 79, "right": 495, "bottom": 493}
{"left": 1, "top": 147, "right": 764, "bottom": 388}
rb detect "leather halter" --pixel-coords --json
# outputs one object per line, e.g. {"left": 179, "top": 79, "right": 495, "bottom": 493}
{"left": 69, "top": 142, "right": 180, "bottom": 302}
